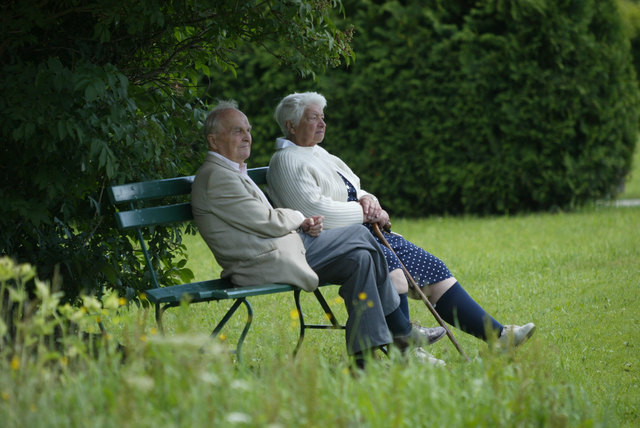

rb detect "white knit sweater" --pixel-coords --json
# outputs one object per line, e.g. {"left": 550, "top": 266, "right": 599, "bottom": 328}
{"left": 267, "top": 139, "right": 377, "bottom": 230}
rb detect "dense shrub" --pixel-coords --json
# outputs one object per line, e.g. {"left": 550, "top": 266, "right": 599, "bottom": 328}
{"left": 0, "top": 1, "right": 353, "bottom": 299}
{"left": 209, "top": 0, "right": 640, "bottom": 215}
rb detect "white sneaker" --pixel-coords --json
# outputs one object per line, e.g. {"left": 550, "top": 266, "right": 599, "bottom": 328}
{"left": 499, "top": 323, "right": 536, "bottom": 348}
{"left": 408, "top": 347, "right": 446, "bottom": 366}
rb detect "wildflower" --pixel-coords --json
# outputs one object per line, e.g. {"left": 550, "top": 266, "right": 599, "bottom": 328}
{"left": 333, "top": 296, "right": 343, "bottom": 305}
{"left": 231, "top": 380, "right": 250, "bottom": 391}
{"left": 226, "top": 412, "right": 251, "bottom": 424}
{"left": 101, "top": 289, "right": 121, "bottom": 310}
{"left": 81, "top": 295, "right": 102, "bottom": 314}
{"left": 139, "top": 335, "right": 147, "bottom": 342}
{"left": 367, "top": 300, "right": 374, "bottom": 308}
{"left": 150, "top": 327, "right": 158, "bottom": 335}
{"left": 1, "top": 392, "right": 9, "bottom": 401}
{"left": 8, "top": 287, "right": 27, "bottom": 304}
{"left": 218, "top": 333, "right": 227, "bottom": 341}
{"left": 0, "top": 256, "right": 14, "bottom": 281}
{"left": 200, "top": 372, "right": 219, "bottom": 385}
{"left": 290, "top": 309, "right": 299, "bottom": 320}
{"left": 16, "top": 262, "right": 36, "bottom": 283}
{"left": 358, "top": 292, "right": 367, "bottom": 300}
{"left": 125, "top": 375, "right": 155, "bottom": 392}
{"left": 10, "top": 356, "right": 20, "bottom": 371}
{"left": 118, "top": 297, "right": 127, "bottom": 306}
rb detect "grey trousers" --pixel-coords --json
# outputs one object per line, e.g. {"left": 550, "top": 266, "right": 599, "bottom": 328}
{"left": 299, "top": 224, "right": 400, "bottom": 355}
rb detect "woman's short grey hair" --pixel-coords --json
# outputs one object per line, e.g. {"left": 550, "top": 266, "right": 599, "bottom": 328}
{"left": 204, "top": 99, "right": 239, "bottom": 139}
{"left": 274, "top": 92, "right": 327, "bottom": 136}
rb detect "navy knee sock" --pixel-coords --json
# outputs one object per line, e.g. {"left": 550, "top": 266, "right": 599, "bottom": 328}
{"left": 385, "top": 306, "right": 412, "bottom": 337}
{"left": 434, "top": 282, "right": 503, "bottom": 340}
{"left": 399, "top": 293, "right": 410, "bottom": 320}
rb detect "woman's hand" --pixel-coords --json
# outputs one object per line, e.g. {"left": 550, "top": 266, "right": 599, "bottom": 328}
{"left": 366, "top": 209, "right": 391, "bottom": 230}
{"left": 359, "top": 195, "right": 382, "bottom": 221}
{"left": 301, "top": 215, "right": 324, "bottom": 237}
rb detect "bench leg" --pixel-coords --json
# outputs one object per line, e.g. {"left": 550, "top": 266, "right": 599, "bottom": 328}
{"left": 156, "top": 302, "right": 179, "bottom": 334}
{"left": 293, "top": 289, "right": 307, "bottom": 356}
{"left": 292, "top": 288, "right": 346, "bottom": 356}
{"left": 211, "top": 298, "right": 253, "bottom": 363}
{"left": 312, "top": 289, "right": 343, "bottom": 329}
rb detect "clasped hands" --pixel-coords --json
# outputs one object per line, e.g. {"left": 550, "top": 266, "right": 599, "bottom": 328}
{"left": 359, "top": 195, "right": 391, "bottom": 230}
{"left": 300, "top": 215, "right": 324, "bottom": 237}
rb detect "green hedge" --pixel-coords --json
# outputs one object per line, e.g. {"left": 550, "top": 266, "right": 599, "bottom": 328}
{"left": 208, "top": 0, "right": 640, "bottom": 215}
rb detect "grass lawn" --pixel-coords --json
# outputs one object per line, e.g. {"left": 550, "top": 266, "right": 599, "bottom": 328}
{"left": 1, "top": 151, "right": 638, "bottom": 427}
{"left": 169, "top": 204, "right": 639, "bottom": 427}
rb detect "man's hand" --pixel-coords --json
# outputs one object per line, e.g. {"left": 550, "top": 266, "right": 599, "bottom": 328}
{"left": 301, "top": 215, "right": 324, "bottom": 237}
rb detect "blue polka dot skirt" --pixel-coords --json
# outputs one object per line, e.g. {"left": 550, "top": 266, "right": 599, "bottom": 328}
{"left": 339, "top": 173, "right": 452, "bottom": 286}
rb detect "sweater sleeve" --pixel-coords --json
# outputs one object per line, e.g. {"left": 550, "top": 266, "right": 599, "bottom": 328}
{"left": 267, "top": 148, "right": 365, "bottom": 229}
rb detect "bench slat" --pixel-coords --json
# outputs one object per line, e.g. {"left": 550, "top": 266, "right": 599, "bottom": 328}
{"left": 144, "top": 278, "right": 296, "bottom": 304}
{"left": 109, "top": 166, "right": 268, "bottom": 205}
{"left": 247, "top": 166, "right": 268, "bottom": 185}
{"left": 108, "top": 176, "right": 195, "bottom": 204}
{"left": 115, "top": 202, "right": 193, "bottom": 229}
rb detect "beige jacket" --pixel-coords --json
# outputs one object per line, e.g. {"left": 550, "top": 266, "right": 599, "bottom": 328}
{"left": 191, "top": 154, "right": 318, "bottom": 291}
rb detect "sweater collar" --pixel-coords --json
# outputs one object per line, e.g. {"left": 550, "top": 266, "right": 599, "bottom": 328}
{"left": 275, "top": 137, "right": 320, "bottom": 153}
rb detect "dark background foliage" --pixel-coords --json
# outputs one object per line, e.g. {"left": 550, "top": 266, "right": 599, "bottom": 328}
{"left": 0, "top": 0, "right": 638, "bottom": 300}
{"left": 209, "top": 0, "right": 639, "bottom": 216}
{"left": 0, "top": 0, "right": 353, "bottom": 300}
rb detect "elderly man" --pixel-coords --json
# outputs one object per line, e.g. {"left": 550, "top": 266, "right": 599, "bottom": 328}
{"left": 190, "top": 101, "right": 446, "bottom": 367}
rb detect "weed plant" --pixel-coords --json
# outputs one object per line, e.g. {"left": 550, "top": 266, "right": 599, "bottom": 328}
{"left": 0, "top": 204, "right": 638, "bottom": 427}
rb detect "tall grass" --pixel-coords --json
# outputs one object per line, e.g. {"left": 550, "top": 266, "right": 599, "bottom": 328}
{"left": 1, "top": 204, "right": 638, "bottom": 427}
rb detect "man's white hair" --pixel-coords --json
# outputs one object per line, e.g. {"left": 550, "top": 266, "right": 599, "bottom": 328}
{"left": 203, "top": 99, "right": 239, "bottom": 138}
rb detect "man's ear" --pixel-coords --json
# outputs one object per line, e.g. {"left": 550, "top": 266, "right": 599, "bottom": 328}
{"left": 207, "top": 133, "right": 217, "bottom": 151}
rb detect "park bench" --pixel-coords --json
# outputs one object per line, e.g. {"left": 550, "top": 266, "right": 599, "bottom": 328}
{"left": 108, "top": 166, "right": 345, "bottom": 362}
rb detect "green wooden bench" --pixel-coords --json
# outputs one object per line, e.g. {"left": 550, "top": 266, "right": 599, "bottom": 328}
{"left": 108, "top": 166, "right": 344, "bottom": 361}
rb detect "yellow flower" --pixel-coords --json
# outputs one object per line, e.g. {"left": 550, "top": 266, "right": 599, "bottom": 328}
{"left": 139, "top": 335, "right": 147, "bottom": 342}
{"left": 358, "top": 292, "right": 367, "bottom": 300}
{"left": 118, "top": 297, "right": 127, "bottom": 306}
{"left": 290, "top": 309, "right": 300, "bottom": 320}
{"left": 10, "top": 356, "right": 20, "bottom": 371}
{"left": 367, "top": 300, "right": 374, "bottom": 308}
{"left": 218, "top": 333, "right": 227, "bottom": 341}
{"left": 333, "top": 296, "right": 344, "bottom": 305}
{"left": 150, "top": 327, "right": 158, "bottom": 336}
{"left": 1, "top": 392, "right": 9, "bottom": 401}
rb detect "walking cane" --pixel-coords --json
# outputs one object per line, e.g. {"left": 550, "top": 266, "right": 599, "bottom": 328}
{"left": 372, "top": 223, "right": 469, "bottom": 361}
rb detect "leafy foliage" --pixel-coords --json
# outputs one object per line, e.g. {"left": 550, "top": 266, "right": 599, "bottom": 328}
{"left": 323, "top": 0, "right": 640, "bottom": 215}
{"left": 0, "top": 0, "right": 353, "bottom": 299}
{"left": 208, "top": 0, "right": 640, "bottom": 216}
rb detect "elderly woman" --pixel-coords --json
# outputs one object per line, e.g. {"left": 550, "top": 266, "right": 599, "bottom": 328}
{"left": 267, "top": 91, "right": 535, "bottom": 349}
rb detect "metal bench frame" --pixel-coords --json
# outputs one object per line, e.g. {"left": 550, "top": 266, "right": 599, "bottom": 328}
{"left": 108, "top": 166, "right": 344, "bottom": 361}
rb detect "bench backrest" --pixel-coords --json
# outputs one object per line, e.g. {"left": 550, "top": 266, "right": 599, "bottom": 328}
{"left": 108, "top": 166, "right": 269, "bottom": 288}
{"left": 108, "top": 166, "right": 269, "bottom": 228}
